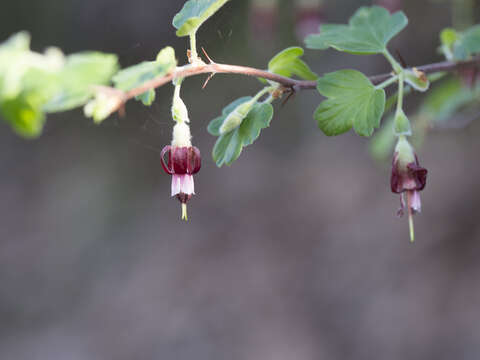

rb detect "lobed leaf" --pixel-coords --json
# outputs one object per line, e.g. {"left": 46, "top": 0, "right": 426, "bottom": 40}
{"left": 305, "top": 6, "right": 408, "bottom": 55}
{"left": 314, "top": 70, "right": 385, "bottom": 136}
{"left": 172, "top": 0, "right": 230, "bottom": 37}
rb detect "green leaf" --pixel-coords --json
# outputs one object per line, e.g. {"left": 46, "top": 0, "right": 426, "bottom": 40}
{"left": 0, "top": 32, "right": 64, "bottom": 100}
{"left": 268, "top": 47, "right": 317, "bottom": 80}
{"left": 209, "top": 97, "right": 273, "bottom": 167}
{"left": 173, "top": 0, "right": 230, "bottom": 37}
{"left": 0, "top": 32, "right": 64, "bottom": 137}
{"left": 452, "top": 25, "right": 480, "bottom": 60}
{"left": 440, "top": 28, "right": 458, "bottom": 48}
{"left": 83, "top": 88, "right": 123, "bottom": 124}
{"left": 135, "top": 89, "right": 155, "bottom": 106}
{"left": 44, "top": 52, "right": 119, "bottom": 112}
{"left": 112, "top": 46, "right": 176, "bottom": 103}
{"left": 305, "top": 6, "right": 408, "bottom": 55}
{"left": 314, "top": 69, "right": 385, "bottom": 136}
{"left": 0, "top": 92, "right": 45, "bottom": 138}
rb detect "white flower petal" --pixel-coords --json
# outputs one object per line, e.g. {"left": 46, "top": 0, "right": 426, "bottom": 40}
{"left": 180, "top": 174, "right": 195, "bottom": 195}
{"left": 171, "top": 174, "right": 181, "bottom": 196}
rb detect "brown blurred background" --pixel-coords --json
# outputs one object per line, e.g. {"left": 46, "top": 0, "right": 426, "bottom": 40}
{"left": 1, "top": 0, "right": 480, "bottom": 359}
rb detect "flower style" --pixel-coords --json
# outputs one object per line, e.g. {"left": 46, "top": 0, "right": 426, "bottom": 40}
{"left": 390, "top": 136, "right": 427, "bottom": 242}
{"left": 161, "top": 122, "right": 201, "bottom": 221}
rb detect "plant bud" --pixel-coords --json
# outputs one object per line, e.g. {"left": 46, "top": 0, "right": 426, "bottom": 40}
{"left": 171, "top": 92, "right": 189, "bottom": 123}
{"left": 393, "top": 109, "right": 411, "bottom": 136}
{"left": 404, "top": 68, "right": 429, "bottom": 92}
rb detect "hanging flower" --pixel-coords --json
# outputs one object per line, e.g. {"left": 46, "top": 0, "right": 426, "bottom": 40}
{"left": 390, "top": 136, "right": 427, "bottom": 242}
{"left": 161, "top": 122, "right": 201, "bottom": 221}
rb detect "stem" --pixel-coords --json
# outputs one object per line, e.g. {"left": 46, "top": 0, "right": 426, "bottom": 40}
{"left": 252, "top": 86, "right": 274, "bottom": 102}
{"left": 263, "top": 94, "right": 275, "bottom": 104}
{"left": 114, "top": 56, "right": 480, "bottom": 110}
{"left": 174, "top": 80, "right": 182, "bottom": 101}
{"left": 396, "top": 72, "right": 405, "bottom": 115}
{"left": 189, "top": 33, "right": 198, "bottom": 62}
{"left": 383, "top": 49, "right": 403, "bottom": 74}
{"left": 385, "top": 73, "right": 446, "bottom": 113}
{"left": 375, "top": 74, "right": 399, "bottom": 90}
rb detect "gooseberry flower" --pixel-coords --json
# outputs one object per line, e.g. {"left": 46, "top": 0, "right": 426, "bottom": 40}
{"left": 390, "top": 136, "right": 427, "bottom": 242}
{"left": 161, "top": 122, "right": 201, "bottom": 221}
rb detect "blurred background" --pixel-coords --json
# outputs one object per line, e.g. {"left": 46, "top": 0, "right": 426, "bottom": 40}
{"left": 1, "top": 0, "right": 480, "bottom": 359}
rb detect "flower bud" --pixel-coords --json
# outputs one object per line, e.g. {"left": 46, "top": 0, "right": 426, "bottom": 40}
{"left": 171, "top": 93, "right": 189, "bottom": 123}
{"left": 404, "top": 68, "right": 429, "bottom": 92}
{"left": 393, "top": 109, "right": 411, "bottom": 136}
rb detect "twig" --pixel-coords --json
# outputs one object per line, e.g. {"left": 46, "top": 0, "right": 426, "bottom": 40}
{"left": 116, "top": 55, "right": 480, "bottom": 110}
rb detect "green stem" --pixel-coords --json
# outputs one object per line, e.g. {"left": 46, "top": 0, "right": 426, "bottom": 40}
{"left": 385, "top": 73, "right": 446, "bottom": 113}
{"left": 375, "top": 75, "right": 399, "bottom": 90}
{"left": 396, "top": 72, "right": 405, "bottom": 116}
{"left": 189, "top": 32, "right": 198, "bottom": 62}
{"left": 262, "top": 94, "right": 275, "bottom": 104}
{"left": 383, "top": 49, "right": 403, "bottom": 74}
{"left": 172, "top": 78, "right": 188, "bottom": 124}
{"left": 173, "top": 80, "right": 182, "bottom": 100}
{"left": 252, "top": 86, "right": 273, "bottom": 103}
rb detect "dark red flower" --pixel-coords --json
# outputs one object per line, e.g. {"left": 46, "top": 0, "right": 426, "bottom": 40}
{"left": 161, "top": 145, "right": 201, "bottom": 220}
{"left": 390, "top": 136, "right": 428, "bottom": 242}
{"left": 391, "top": 154, "right": 427, "bottom": 195}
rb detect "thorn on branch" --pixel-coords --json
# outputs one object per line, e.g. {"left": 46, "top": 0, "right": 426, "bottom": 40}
{"left": 201, "top": 47, "right": 215, "bottom": 64}
{"left": 280, "top": 86, "right": 296, "bottom": 107}
{"left": 201, "top": 47, "right": 217, "bottom": 89}
{"left": 395, "top": 49, "right": 408, "bottom": 68}
{"left": 202, "top": 73, "right": 216, "bottom": 89}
